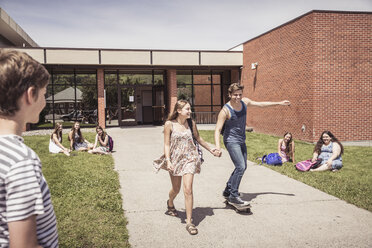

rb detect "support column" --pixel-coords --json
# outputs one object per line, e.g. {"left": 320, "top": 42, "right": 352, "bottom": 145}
{"left": 167, "top": 69, "right": 177, "bottom": 114}
{"left": 97, "top": 69, "right": 105, "bottom": 128}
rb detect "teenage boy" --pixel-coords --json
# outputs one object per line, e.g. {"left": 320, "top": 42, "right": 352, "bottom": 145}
{"left": 0, "top": 50, "right": 58, "bottom": 247}
{"left": 214, "top": 83, "right": 290, "bottom": 207}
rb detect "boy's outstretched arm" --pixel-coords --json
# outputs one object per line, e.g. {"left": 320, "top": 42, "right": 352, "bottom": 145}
{"left": 242, "top": 97, "right": 290, "bottom": 107}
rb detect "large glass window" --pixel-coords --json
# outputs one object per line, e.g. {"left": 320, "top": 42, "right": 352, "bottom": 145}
{"left": 154, "top": 70, "right": 164, "bottom": 85}
{"left": 177, "top": 70, "right": 223, "bottom": 112}
{"left": 176, "top": 70, "right": 225, "bottom": 123}
{"left": 177, "top": 71, "right": 192, "bottom": 103}
{"left": 40, "top": 69, "right": 98, "bottom": 129}
{"left": 105, "top": 72, "right": 119, "bottom": 127}
{"left": 119, "top": 70, "right": 152, "bottom": 85}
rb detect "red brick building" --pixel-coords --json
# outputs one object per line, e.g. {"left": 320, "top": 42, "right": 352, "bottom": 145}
{"left": 241, "top": 10, "right": 371, "bottom": 142}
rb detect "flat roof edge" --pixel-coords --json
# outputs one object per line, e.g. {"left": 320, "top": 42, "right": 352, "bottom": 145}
{"left": 0, "top": 8, "right": 38, "bottom": 47}
{"left": 242, "top": 9, "right": 372, "bottom": 45}
{"left": 3, "top": 46, "right": 243, "bottom": 53}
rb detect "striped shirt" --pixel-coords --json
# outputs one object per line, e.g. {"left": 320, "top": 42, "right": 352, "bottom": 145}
{"left": 0, "top": 135, "right": 58, "bottom": 248}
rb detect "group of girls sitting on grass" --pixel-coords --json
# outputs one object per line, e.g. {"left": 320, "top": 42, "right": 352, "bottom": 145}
{"left": 276, "top": 131, "right": 343, "bottom": 171}
{"left": 49, "top": 122, "right": 111, "bottom": 156}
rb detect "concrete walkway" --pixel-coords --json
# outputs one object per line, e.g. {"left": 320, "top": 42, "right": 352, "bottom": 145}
{"left": 110, "top": 126, "right": 372, "bottom": 248}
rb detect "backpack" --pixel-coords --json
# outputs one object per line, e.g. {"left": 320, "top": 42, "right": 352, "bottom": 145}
{"left": 261, "top": 153, "right": 282, "bottom": 165}
{"left": 107, "top": 135, "right": 114, "bottom": 152}
{"left": 295, "top": 159, "right": 322, "bottom": 172}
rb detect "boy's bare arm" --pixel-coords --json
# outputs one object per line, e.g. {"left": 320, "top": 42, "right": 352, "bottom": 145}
{"left": 242, "top": 97, "right": 290, "bottom": 107}
{"left": 8, "top": 215, "right": 43, "bottom": 248}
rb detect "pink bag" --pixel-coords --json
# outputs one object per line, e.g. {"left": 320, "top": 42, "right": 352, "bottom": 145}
{"left": 295, "top": 159, "right": 322, "bottom": 172}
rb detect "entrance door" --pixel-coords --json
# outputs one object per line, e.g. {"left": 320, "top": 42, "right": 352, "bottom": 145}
{"left": 142, "top": 90, "right": 153, "bottom": 124}
{"left": 153, "top": 86, "right": 165, "bottom": 125}
{"left": 119, "top": 87, "right": 136, "bottom": 126}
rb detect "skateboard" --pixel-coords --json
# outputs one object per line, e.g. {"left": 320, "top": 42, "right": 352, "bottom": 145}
{"left": 224, "top": 199, "right": 252, "bottom": 214}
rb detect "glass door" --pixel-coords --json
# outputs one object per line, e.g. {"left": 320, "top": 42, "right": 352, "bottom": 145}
{"left": 119, "top": 87, "right": 136, "bottom": 126}
{"left": 152, "top": 86, "right": 165, "bottom": 125}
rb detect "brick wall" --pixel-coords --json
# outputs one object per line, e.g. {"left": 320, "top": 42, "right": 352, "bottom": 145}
{"left": 242, "top": 13, "right": 315, "bottom": 141}
{"left": 242, "top": 11, "right": 372, "bottom": 142}
{"left": 313, "top": 12, "right": 372, "bottom": 141}
{"left": 97, "top": 69, "right": 105, "bottom": 128}
{"left": 167, "top": 69, "right": 177, "bottom": 115}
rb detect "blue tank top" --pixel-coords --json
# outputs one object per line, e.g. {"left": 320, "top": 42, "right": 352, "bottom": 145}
{"left": 223, "top": 101, "right": 247, "bottom": 144}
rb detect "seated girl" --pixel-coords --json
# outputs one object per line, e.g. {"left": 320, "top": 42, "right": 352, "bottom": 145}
{"left": 311, "top": 131, "right": 343, "bottom": 172}
{"left": 68, "top": 122, "right": 93, "bottom": 151}
{"left": 88, "top": 126, "right": 110, "bottom": 155}
{"left": 278, "top": 132, "right": 295, "bottom": 163}
{"left": 49, "top": 123, "right": 70, "bottom": 156}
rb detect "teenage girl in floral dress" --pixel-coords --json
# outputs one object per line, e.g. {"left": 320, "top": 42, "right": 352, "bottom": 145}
{"left": 154, "top": 100, "right": 219, "bottom": 235}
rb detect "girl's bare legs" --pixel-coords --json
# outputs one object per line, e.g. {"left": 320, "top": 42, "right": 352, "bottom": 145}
{"left": 168, "top": 173, "right": 181, "bottom": 207}
{"left": 183, "top": 173, "right": 194, "bottom": 225}
{"left": 88, "top": 148, "right": 108, "bottom": 155}
{"left": 310, "top": 163, "right": 331, "bottom": 171}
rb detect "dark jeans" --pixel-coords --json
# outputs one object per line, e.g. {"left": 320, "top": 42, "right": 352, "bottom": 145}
{"left": 224, "top": 142, "right": 247, "bottom": 198}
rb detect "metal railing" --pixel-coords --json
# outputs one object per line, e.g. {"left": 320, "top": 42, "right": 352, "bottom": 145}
{"left": 191, "top": 112, "right": 218, "bottom": 124}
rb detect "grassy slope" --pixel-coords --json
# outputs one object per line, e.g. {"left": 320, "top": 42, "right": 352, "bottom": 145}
{"left": 24, "top": 133, "right": 129, "bottom": 248}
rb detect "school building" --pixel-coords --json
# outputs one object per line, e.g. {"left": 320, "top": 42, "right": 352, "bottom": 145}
{"left": 1, "top": 8, "right": 371, "bottom": 142}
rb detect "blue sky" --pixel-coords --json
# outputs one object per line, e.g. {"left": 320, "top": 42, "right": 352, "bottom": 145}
{"left": 1, "top": 0, "right": 371, "bottom": 50}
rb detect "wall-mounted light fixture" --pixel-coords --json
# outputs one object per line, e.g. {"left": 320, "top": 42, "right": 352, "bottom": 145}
{"left": 302, "top": 124, "right": 306, "bottom": 132}
{"left": 251, "top": 62, "right": 258, "bottom": 70}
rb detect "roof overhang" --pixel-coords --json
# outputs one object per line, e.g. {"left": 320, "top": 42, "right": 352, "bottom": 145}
{"left": 7, "top": 47, "right": 243, "bottom": 67}
{"left": 0, "top": 8, "right": 38, "bottom": 47}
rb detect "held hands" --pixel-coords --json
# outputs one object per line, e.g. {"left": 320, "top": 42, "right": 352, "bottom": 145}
{"left": 211, "top": 148, "right": 222, "bottom": 157}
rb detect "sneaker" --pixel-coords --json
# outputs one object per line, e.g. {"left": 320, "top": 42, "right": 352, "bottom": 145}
{"left": 228, "top": 196, "right": 249, "bottom": 206}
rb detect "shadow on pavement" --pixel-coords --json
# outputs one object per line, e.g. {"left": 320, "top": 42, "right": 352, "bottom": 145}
{"left": 241, "top": 191, "right": 295, "bottom": 202}
{"left": 167, "top": 192, "right": 295, "bottom": 226}
{"left": 174, "top": 207, "right": 217, "bottom": 226}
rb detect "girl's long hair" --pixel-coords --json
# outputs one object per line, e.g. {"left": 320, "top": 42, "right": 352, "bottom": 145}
{"left": 283, "top": 132, "right": 293, "bottom": 156}
{"left": 313, "top": 130, "right": 344, "bottom": 155}
{"left": 51, "top": 123, "right": 62, "bottom": 141}
{"left": 96, "top": 126, "right": 106, "bottom": 141}
{"left": 167, "top": 100, "right": 190, "bottom": 121}
{"left": 70, "top": 122, "right": 84, "bottom": 143}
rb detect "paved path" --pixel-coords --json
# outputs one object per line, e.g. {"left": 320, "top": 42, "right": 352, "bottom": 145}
{"left": 110, "top": 126, "right": 372, "bottom": 248}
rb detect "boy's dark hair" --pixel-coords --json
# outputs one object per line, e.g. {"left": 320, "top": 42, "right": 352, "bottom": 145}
{"left": 228, "top": 83, "right": 244, "bottom": 95}
{"left": 0, "top": 49, "right": 50, "bottom": 116}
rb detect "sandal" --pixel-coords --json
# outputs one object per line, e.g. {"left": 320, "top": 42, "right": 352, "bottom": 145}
{"left": 166, "top": 200, "right": 178, "bottom": 217}
{"left": 186, "top": 223, "right": 198, "bottom": 235}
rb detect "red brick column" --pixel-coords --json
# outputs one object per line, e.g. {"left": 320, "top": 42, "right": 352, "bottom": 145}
{"left": 167, "top": 69, "right": 177, "bottom": 114}
{"left": 97, "top": 69, "right": 105, "bottom": 128}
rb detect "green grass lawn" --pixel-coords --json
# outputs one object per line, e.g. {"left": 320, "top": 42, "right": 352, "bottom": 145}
{"left": 24, "top": 133, "right": 129, "bottom": 248}
{"left": 199, "top": 130, "right": 372, "bottom": 212}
